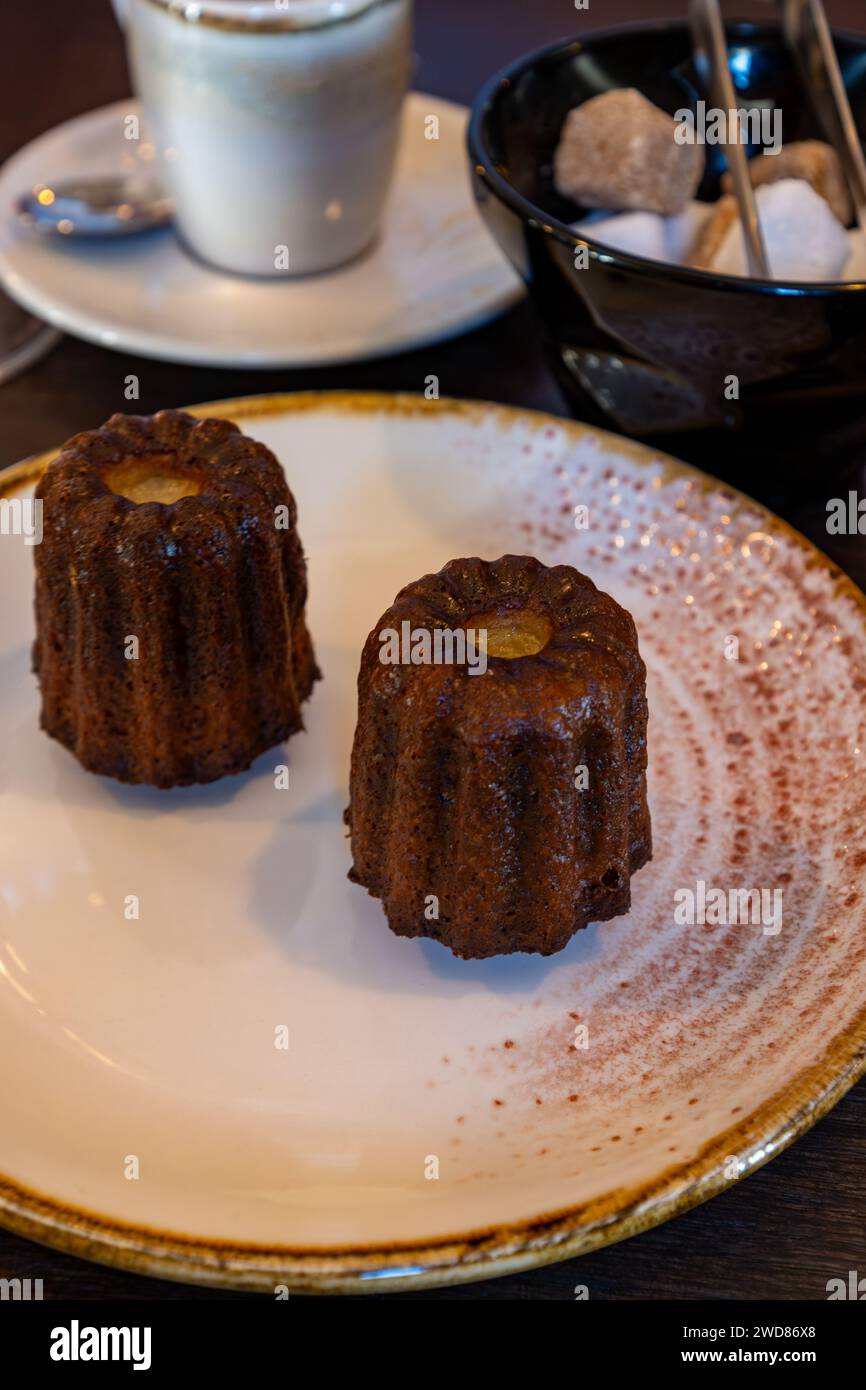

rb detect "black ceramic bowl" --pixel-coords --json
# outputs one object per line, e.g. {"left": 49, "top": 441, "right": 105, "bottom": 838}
{"left": 468, "top": 20, "right": 866, "bottom": 502}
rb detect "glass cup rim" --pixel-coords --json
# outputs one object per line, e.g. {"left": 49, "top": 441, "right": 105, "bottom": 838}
{"left": 136, "top": 0, "right": 402, "bottom": 34}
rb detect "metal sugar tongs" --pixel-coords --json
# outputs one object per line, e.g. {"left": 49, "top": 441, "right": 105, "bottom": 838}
{"left": 780, "top": 0, "right": 866, "bottom": 231}
{"left": 689, "top": 0, "right": 866, "bottom": 278}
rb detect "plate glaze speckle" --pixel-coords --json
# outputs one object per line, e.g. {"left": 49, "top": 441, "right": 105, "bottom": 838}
{"left": 1, "top": 392, "right": 865, "bottom": 1293}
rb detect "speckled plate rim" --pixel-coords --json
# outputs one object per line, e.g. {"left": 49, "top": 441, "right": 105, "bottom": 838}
{"left": 2, "top": 390, "right": 866, "bottom": 1295}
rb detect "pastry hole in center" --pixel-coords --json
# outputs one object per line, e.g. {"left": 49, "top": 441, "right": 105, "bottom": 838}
{"left": 103, "top": 453, "right": 202, "bottom": 504}
{"left": 467, "top": 606, "right": 553, "bottom": 659}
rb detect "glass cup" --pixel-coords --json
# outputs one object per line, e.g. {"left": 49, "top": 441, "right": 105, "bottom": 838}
{"left": 114, "top": 0, "right": 412, "bottom": 277}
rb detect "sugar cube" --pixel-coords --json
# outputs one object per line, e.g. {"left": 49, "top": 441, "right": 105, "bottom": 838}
{"left": 721, "top": 140, "right": 853, "bottom": 227}
{"left": 554, "top": 88, "right": 704, "bottom": 217}
{"left": 690, "top": 179, "right": 850, "bottom": 281}
{"left": 574, "top": 209, "right": 670, "bottom": 261}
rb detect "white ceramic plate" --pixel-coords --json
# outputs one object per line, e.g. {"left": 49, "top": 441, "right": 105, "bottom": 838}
{"left": 2, "top": 393, "right": 866, "bottom": 1294}
{"left": 0, "top": 96, "right": 521, "bottom": 367}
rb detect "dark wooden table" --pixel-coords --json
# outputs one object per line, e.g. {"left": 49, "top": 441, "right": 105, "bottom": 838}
{"left": 1, "top": 0, "right": 864, "bottom": 1301}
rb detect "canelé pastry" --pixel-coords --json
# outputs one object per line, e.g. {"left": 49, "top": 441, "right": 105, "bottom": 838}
{"left": 33, "top": 410, "right": 318, "bottom": 787}
{"left": 345, "top": 555, "right": 651, "bottom": 959}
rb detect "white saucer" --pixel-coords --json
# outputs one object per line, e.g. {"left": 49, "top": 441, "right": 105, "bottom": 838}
{"left": 0, "top": 95, "right": 521, "bottom": 367}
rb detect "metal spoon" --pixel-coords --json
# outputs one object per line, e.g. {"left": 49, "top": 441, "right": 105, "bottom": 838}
{"left": 16, "top": 175, "right": 172, "bottom": 237}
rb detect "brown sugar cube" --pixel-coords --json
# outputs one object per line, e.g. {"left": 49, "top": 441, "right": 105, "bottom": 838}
{"left": 688, "top": 195, "right": 740, "bottom": 270}
{"left": 553, "top": 88, "right": 704, "bottom": 216}
{"left": 721, "top": 140, "right": 853, "bottom": 227}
